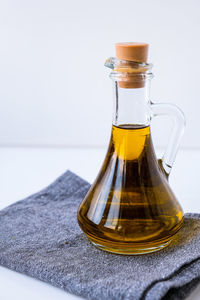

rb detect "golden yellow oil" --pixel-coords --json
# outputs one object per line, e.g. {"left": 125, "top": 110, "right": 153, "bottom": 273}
{"left": 77, "top": 124, "right": 184, "bottom": 254}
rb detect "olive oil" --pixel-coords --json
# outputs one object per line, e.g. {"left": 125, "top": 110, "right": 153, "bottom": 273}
{"left": 78, "top": 125, "right": 183, "bottom": 254}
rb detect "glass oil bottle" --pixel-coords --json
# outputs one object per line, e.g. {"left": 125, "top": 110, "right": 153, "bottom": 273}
{"left": 77, "top": 43, "right": 185, "bottom": 255}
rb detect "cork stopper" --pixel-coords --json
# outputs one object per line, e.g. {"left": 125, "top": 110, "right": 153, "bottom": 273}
{"left": 115, "top": 42, "right": 149, "bottom": 63}
{"left": 115, "top": 42, "right": 149, "bottom": 88}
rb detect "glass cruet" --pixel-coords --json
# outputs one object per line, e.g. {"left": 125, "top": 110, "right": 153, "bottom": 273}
{"left": 77, "top": 42, "right": 186, "bottom": 255}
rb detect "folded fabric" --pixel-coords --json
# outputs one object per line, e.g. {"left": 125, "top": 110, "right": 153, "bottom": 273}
{"left": 0, "top": 170, "right": 200, "bottom": 300}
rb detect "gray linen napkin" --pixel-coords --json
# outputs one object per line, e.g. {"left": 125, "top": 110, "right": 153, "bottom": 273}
{"left": 0, "top": 170, "right": 200, "bottom": 300}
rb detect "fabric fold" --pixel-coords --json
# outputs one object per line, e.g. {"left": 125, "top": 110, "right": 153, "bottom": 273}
{"left": 0, "top": 170, "right": 200, "bottom": 300}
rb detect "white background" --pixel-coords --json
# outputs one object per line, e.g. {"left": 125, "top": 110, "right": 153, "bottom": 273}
{"left": 0, "top": 0, "right": 200, "bottom": 149}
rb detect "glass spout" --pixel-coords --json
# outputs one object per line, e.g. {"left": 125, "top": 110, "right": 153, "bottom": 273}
{"left": 104, "top": 57, "right": 153, "bottom": 71}
{"left": 105, "top": 57, "right": 153, "bottom": 89}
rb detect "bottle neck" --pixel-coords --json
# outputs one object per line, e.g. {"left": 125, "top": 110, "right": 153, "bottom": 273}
{"left": 112, "top": 80, "right": 151, "bottom": 127}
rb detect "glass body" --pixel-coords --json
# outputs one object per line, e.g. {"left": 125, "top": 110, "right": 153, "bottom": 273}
{"left": 77, "top": 58, "right": 185, "bottom": 255}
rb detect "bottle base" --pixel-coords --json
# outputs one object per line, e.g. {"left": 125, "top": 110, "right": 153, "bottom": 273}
{"left": 88, "top": 236, "right": 172, "bottom": 255}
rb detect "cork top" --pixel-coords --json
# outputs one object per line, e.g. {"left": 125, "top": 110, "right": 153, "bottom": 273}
{"left": 115, "top": 42, "right": 149, "bottom": 63}
{"left": 112, "top": 42, "right": 150, "bottom": 88}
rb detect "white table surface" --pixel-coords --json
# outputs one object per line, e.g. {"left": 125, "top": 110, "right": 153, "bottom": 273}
{"left": 0, "top": 147, "right": 200, "bottom": 300}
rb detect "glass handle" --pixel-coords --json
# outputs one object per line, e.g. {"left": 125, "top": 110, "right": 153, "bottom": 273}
{"left": 150, "top": 101, "right": 186, "bottom": 176}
